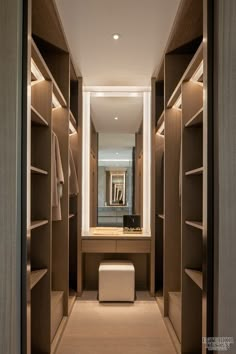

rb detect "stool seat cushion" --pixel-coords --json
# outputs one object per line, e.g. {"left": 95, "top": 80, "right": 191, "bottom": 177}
{"left": 99, "top": 261, "right": 135, "bottom": 302}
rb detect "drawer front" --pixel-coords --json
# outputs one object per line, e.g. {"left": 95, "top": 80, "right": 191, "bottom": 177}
{"left": 82, "top": 240, "right": 116, "bottom": 253}
{"left": 116, "top": 240, "right": 151, "bottom": 253}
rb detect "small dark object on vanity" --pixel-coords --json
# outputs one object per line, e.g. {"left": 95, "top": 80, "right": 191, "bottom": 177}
{"left": 123, "top": 215, "right": 142, "bottom": 233}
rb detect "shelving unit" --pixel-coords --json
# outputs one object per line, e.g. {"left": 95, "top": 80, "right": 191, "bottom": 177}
{"left": 26, "top": 1, "right": 83, "bottom": 353}
{"left": 153, "top": 1, "right": 209, "bottom": 353}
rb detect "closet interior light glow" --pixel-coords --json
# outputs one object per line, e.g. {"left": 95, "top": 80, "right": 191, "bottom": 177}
{"left": 173, "top": 94, "right": 182, "bottom": 110}
{"left": 31, "top": 58, "right": 44, "bottom": 82}
{"left": 52, "top": 93, "right": 61, "bottom": 109}
{"left": 191, "top": 60, "right": 203, "bottom": 83}
{"left": 69, "top": 121, "right": 77, "bottom": 134}
{"left": 113, "top": 33, "right": 120, "bottom": 40}
{"left": 99, "top": 159, "right": 131, "bottom": 162}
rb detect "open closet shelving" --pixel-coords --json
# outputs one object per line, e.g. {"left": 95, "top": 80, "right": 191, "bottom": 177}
{"left": 27, "top": 0, "right": 82, "bottom": 353}
{"left": 153, "top": 0, "right": 210, "bottom": 353}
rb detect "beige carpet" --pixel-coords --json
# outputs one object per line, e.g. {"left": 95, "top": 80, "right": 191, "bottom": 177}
{"left": 56, "top": 292, "right": 176, "bottom": 354}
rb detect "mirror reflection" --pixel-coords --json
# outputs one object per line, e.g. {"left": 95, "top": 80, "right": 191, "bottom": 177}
{"left": 110, "top": 172, "right": 126, "bottom": 206}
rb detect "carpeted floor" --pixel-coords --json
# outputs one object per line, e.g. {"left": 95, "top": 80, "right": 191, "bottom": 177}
{"left": 56, "top": 292, "right": 176, "bottom": 354}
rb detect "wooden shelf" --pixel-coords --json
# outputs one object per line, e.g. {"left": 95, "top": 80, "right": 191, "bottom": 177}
{"left": 185, "top": 269, "right": 203, "bottom": 290}
{"left": 31, "top": 166, "right": 48, "bottom": 175}
{"left": 69, "top": 214, "right": 75, "bottom": 219}
{"left": 185, "top": 107, "right": 203, "bottom": 128}
{"left": 31, "top": 39, "right": 67, "bottom": 107}
{"left": 158, "top": 214, "right": 165, "bottom": 220}
{"left": 185, "top": 167, "right": 203, "bottom": 176}
{"left": 30, "top": 269, "right": 48, "bottom": 289}
{"left": 31, "top": 105, "right": 48, "bottom": 126}
{"left": 30, "top": 220, "right": 48, "bottom": 230}
{"left": 167, "top": 43, "right": 203, "bottom": 108}
{"left": 185, "top": 220, "right": 203, "bottom": 230}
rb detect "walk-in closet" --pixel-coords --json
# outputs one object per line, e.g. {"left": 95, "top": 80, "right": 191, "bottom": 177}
{"left": 12, "top": 0, "right": 214, "bottom": 353}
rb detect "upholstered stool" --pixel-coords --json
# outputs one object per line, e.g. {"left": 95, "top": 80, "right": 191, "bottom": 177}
{"left": 99, "top": 260, "right": 135, "bottom": 302}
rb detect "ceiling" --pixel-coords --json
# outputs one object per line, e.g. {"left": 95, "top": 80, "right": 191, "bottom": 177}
{"left": 55, "top": 0, "right": 181, "bottom": 86}
{"left": 98, "top": 133, "right": 135, "bottom": 167}
{"left": 91, "top": 97, "right": 142, "bottom": 133}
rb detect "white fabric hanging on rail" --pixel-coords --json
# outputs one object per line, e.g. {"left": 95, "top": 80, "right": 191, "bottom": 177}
{"left": 52, "top": 131, "right": 64, "bottom": 221}
{"left": 69, "top": 146, "right": 79, "bottom": 196}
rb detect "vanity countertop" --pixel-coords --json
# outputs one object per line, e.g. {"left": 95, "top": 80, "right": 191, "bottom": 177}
{"left": 82, "top": 227, "right": 151, "bottom": 240}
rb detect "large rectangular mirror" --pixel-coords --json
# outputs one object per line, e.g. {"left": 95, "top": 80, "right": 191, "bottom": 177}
{"left": 90, "top": 95, "right": 143, "bottom": 228}
{"left": 82, "top": 88, "right": 151, "bottom": 234}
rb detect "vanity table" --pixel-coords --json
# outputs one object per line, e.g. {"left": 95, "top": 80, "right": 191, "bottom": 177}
{"left": 78, "top": 227, "right": 153, "bottom": 294}
{"left": 82, "top": 227, "right": 151, "bottom": 254}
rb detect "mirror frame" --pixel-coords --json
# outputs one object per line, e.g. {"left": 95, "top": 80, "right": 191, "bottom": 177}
{"left": 82, "top": 86, "right": 151, "bottom": 234}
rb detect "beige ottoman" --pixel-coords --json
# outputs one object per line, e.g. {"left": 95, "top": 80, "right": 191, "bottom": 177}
{"left": 99, "top": 261, "right": 135, "bottom": 302}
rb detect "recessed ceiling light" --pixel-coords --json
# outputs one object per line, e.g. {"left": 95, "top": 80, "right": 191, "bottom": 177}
{"left": 114, "top": 117, "right": 118, "bottom": 120}
{"left": 116, "top": 152, "right": 119, "bottom": 155}
{"left": 113, "top": 33, "right": 120, "bottom": 40}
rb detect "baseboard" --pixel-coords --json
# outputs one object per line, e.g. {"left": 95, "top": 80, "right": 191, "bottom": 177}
{"left": 164, "top": 317, "right": 181, "bottom": 354}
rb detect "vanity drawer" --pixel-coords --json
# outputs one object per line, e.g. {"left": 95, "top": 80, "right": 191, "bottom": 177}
{"left": 82, "top": 240, "right": 116, "bottom": 253}
{"left": 116, "top": 240, "right": 151, "bottom": 253}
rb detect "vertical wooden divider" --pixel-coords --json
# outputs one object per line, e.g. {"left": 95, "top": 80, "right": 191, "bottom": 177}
{"left": 52, "top": 106, "right": 69, "bottom": 315}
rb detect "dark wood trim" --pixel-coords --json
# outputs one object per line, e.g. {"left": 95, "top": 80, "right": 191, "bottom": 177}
{"left": 202, "top": 0, "right": 214, "bottom": 349}
{"left": 213, "top": 0, "right": 236, "bottom": 348}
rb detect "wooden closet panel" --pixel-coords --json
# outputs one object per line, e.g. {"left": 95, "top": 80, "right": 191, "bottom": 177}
{"left": 116, "top": 240, "right": 151, "bottom": 253}
{"left": 82, "top": 240, "right": 116, "bottom": 253}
